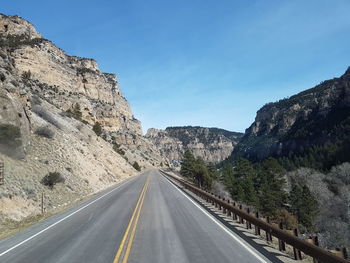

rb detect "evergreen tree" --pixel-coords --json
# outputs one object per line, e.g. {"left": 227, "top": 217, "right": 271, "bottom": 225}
{"left": 256, "top": 158, "right": 286, "bottom": 215}
{"left": 92, "top": 122, "right": 102, "bottom": 136}
{"left": 289, "top": 184, "right": 319, "bottom": 229}
{"left": 191, "top": 158, "right": 209, "bottom": 188}
{"left": 180, "top": 151, "right": 216, "bottom": 189}
{"left": 180, "top": 150, "right": 196, "bottom": 178}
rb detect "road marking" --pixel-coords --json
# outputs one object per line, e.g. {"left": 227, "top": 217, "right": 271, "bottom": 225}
{"left": 113, "top": 176, "right": 150, "bottom": 263}
{"left": 122, "top": 177, "right": 149, "bottom": 263}
{"left": 0, "top": 176, "right": 138, "bottom": 258}
{"left": 113, "top": 177, "right": 149, "bottom": 262}
{"left": 162, "top": 174, "right": 270, "bottom": 263}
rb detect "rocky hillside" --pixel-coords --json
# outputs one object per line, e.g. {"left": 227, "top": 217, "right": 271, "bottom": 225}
{"left": 146, "top": 126, "right": 243, "bottom": 165}
{"left": 0, "top": 14, "right": 166, "bottom": 225}
{"left": 232, "top": 67, "right": 350, "bottom": 170}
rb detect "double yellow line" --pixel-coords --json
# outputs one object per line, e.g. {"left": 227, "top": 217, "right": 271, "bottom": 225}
{"left": 113, "top": 176, "right": 150, "bottom": 263}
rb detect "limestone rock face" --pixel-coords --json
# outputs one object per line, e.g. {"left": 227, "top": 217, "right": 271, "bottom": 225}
{"left": 0, "top": 14, "right": 164, "bottom": 169}
{"left": 232, "top": 67, "right": 350, "bottom": 161}
{"left": 146, "top": 126, "right": 243, "bottom": 165}
{"left": 0, "top": 14, "right": 42, "bottom": 39}
{"left": 8, "top": 37, "right": 141, "bottom": 134}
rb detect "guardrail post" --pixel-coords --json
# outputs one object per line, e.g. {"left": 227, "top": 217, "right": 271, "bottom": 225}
{"left": 293, "top": 228, "right": 302, "bottom": 260}
{"left": 223, "top": 199, "right": 227, "bottom": 213}
{"left": 246, "top": 208, "right": 252, "bottom": 229}
{"left": 342, "top": 247, "right": 348, "bottom": 259}
{"left": 41, "top": 192, "right": 45, "bottom": 214}
{"left": 232, "top": 202, "right": 237, "bottom": 220}
{"left": 227, "top": 200, "right": 231, "bottom": 216}
{"left": 266, "top": 217, "right": 272, "bottom": 242}
{"left": 238, "top": 205, "right": 244, "bottom": 224}
{"left": 278, "top": 222, "right": 286, "bottom": 251}
{"left": 254, "top": 212, "right": 261, "bottom": 235}
{"left": 312, "top": 236, "right": 319, "bottom": 263}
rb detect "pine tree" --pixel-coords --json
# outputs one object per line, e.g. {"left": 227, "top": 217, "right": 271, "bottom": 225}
{"left": 289, "top": 184, "right": 319, "bottom": 229}
{"left": 256, "top": 158, "right": 286, "bottom": 215}
{"left": 180, "top": 150, "right": 196, "bottom": 178}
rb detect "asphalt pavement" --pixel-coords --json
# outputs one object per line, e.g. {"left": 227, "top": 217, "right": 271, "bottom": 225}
{"left": 0, "top": 170, "right": 278, "bottom": 263}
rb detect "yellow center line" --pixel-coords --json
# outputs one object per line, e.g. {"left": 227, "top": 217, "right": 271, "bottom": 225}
{"left": 113, "top": 176, "right": 150, "bottom": 263}
{"left": 122, "top": 177, "right": 150, "bottom": 263}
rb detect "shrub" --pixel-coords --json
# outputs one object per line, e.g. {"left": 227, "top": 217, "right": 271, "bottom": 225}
{"left": 35, "top": 126, "right": 55, "bottom": 139}
{"left": 117, "top": 148, "right": 125, "bottom": 155}
{"left": 132, "top": 161, "right": 141, "bottom": 171}
{"left": 274, "top": 209, "right": 298, "bottom": 230}
{"left": 113, "top": 143, "right": 125, "bottom": 155}
{"left": 41, "top": 172, "right": 65, "bottom": 189}
{"left": 21, "top": 70, "right": 31, "bottom": 79}
{"left": 0, "top": 72, "right": 5, "bottom": 82}
{"left": 92, "top": 122, "right": 102, "bottom": 136}
{"left": 0, "top": 124, "right": 22, "bottom": 147}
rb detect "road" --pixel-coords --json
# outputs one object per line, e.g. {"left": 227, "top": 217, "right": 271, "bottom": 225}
{"left": 0, "top": 170, "right": 278, "bottom": 263}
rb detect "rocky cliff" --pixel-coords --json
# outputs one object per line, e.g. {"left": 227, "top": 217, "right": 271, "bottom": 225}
{"left": 232, "top": 67, "right": 350, "bottom": 169}
{"left": 0, "top": 14, "right": 166, "bottom": 168}
{"left": 146, "top": 126, "right": 243, "bottom": 165}
{"left": 0, "top": 14, "right": 165, "bottom": 226}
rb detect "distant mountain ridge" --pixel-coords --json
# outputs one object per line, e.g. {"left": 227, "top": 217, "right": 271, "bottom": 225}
{"left": 146, "top": 126, "right": 243, "bottom": 165}
{"left": 231, "top": 67, "right": 350, "bottom": 170}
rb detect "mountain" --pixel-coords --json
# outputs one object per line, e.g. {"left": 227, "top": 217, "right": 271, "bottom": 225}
{"left": 0, "top": 14, "right": 166, "bottom": 225}
{"left": 231, "top": 68, "right": 350, "bottom": 170}
{"left": 146, "top": 126, "right": 243, "bottom": 165}
{"left": 222, "top": 69, "right": 350, "bottom": 249}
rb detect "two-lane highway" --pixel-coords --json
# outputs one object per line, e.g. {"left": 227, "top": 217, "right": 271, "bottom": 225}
{"left": 0, "top": 170, "right": 276, "bottom": 263}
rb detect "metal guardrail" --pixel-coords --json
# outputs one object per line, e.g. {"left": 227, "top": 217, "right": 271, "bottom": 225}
{"left": 160, "top": 170, "right": 349, "bottom": 263}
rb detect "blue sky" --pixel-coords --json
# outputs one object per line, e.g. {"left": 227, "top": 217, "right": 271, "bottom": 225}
{"left": 2, "top": 0, "right": 350, "bottom": 133}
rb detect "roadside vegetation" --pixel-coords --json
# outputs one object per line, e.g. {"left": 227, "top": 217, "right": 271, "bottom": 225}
{"left": 180, "top": 150, "right": 218, "bottom": 189}
{"left": 180, "top": 153, "right": 318, "bottom": 229}
{"left": 221, "top": 158, "right": 319, "bottom": 230}
{"left": 180, "top": 151, "right": 349, "bottom": 249}
{"left": 41, "top": 172, "right": 65, "bottom": 189}
{"left": 92, "top": 122, "right": 102, "bottom": 136}
{"left": 132, "top": 161, "right": 141, "bottom": 171}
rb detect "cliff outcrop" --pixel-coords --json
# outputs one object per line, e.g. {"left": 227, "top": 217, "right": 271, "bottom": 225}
{"left": 232, "top": 67, "right": 350, "bottom": 169}
{"left": 0, "top": 14, "right": 165, "bottom": 226}
{"left": 146, "top": 126, "right": 243, "bottom": 165}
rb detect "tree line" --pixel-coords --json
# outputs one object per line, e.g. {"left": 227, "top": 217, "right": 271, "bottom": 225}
{"left": 180, "top": 151, "right": 319, "bottom": 230}
{"left": 180, "top": 150, "right": 218, "bottom": 189}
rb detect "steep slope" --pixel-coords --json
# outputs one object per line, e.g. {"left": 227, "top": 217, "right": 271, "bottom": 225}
{"left": 0, "top": 14, "right": 165, "bottom": 168}
{"left": 0, "top": 14, "right": 165, "bottom": 226}
{"left": 232, "top": 68, "right": 350, "bottom": 170}
{"left": 146, "top": 126, "right": 243, "bottom": 165}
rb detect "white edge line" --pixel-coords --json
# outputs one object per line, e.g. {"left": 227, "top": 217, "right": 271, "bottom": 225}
{"left": 163, "top": 174, "right": 270, "bottom": 263}
{"left": 0, "top": 176, "right": 137, "bottom": 257}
